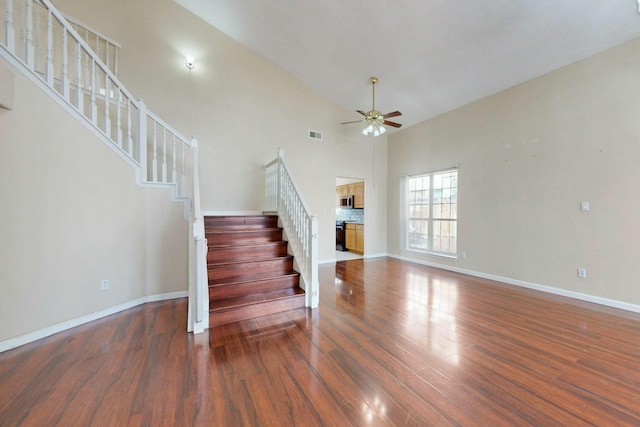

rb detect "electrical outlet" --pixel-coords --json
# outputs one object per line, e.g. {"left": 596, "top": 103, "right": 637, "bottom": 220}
{"left": 461, "top": 251, "right": 467, "bottom": 259}
{"left": 577, "top": 268, "right": 587, "bottom": 278}
{"left": 101, "top": 279, "right": 110, "bottom": 290}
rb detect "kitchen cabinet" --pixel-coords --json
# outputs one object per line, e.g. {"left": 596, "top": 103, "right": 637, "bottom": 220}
{"left": 336, "top": 184, "right": 350, "bottom": 207}
{"left": 354, "top": 181, "right": 364, "bottom": 208}
{"left": 347, "top": 184, "right": 355, "bottom": 197}
{"left": 355, "top": 224, "right": 364, "bottom": 253}
{"left": 345, "top": 223, "right": 364, "bottom": 255}
{"left": 336, "top": 182, "right": 365, "bottom": 208}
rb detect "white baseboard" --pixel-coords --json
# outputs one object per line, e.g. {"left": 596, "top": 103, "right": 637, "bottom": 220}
{"left": 319, "top": 258, "right": 336, "bottom": 264}
{"left": 364, "top": 253, "right": 387, "bottom": 259}
{"left": 387, "top": 253, "right": 640, "bottom": 314}
{"left": 0, "top": 291, "right": 188, "bottom": 354}
{"left": 146, "top": 291, "right": 188, "bottom": 302}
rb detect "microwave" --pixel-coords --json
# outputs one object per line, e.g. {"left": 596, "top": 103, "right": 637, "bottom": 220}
{"left": 340, "top": 195, "right": 354, "bottom": 208}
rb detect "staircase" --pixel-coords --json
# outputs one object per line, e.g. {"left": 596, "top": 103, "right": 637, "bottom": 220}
{"left": 0, "top": 0, "right": 209, "bottom": 334}
{"left": 206, "top": 215, "right": 306, "bottom": 326}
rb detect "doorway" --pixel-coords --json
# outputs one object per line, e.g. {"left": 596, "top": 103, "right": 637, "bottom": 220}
{"left": 335, "top": 177, "right": 365, "bottom": 260}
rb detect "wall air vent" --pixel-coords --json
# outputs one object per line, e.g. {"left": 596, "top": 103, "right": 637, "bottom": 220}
{"left": 308, "top": 130, "right": 323, "bottom": 141}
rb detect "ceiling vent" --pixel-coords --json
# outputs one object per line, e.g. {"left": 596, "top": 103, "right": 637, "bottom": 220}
{"left": 308, "top": 130, "right": 322, "bottom": 141}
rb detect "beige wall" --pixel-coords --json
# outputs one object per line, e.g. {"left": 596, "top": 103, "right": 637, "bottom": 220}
{"left": 0, "top": 60, "right": 187, "bottom": 343}
{"left": 388, "top": 38, "right": 640, "bottom": 305}
{"left": 55, "top": 0, "right": 389, "bottom": 261}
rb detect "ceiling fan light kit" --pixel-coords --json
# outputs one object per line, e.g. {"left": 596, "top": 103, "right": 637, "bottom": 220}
{"left": 342, "top": 77, "right": 402, "bottom": 137}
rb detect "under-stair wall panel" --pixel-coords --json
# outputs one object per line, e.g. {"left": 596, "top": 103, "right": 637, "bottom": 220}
{"left": 0, "top": 59, "right": 187, "bottom": 344}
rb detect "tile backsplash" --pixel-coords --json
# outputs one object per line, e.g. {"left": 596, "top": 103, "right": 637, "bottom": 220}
{"left": 336, "top": 208, "right": 364, "bottom": 223}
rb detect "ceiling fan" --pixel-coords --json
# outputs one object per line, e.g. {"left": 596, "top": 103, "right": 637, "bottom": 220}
{"left": 341, "top": 77, "right": 402, "bottom": 136}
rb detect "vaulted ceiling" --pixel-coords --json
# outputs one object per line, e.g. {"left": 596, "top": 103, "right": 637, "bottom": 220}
{"left": 175, "top": 0, "right": 640, "bottom": 131}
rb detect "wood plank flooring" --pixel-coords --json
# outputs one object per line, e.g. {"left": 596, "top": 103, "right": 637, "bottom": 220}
{"left": 2, "top": 258, "right": 640, "bottom": 426}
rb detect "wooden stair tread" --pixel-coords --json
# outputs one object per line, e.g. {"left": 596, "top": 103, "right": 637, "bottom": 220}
{"left": 205, "top": 214, "right": 305, "bottom": 327}
{"left": 208, "top": 241, "right": 287, "bottom": 250}
{"left": 208, "top": 254, "right": 292, "bottom": 268}
{"left": 210, "top": 287, "right": 305, "bottom": 311}
{"left": 204, "top": 227, "right": 282, "bottom": 239}
{"left": 206, "top": 227, "right": 282, "bottom": 234}
{"left": 205, "top": 215, "right": 277, "bottom": 220}
{"left": 209, "top": 270, "right": 299, "bottom": 286}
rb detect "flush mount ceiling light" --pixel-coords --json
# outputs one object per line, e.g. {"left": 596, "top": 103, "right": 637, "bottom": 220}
{"left": 341, "top": 77, "right": 402, "bottom": 137}
{"left": 185, "top": 57, "right": 195, "bottom": 69}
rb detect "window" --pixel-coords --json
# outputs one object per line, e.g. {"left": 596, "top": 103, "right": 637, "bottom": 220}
{"left": 407, "top": 168, "right": 458, "bottom": 256}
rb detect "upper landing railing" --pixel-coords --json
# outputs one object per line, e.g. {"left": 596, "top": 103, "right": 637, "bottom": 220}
{"left": 63, "top": 13, "right": 120, "bottom": 77}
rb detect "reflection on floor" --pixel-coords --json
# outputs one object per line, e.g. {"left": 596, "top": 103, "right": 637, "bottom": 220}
{"left": 335, "top": 250, "right": 362, "bottom": 261}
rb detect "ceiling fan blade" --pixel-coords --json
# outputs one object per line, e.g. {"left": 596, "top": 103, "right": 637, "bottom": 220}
{"left": 356, "top": 110, "right": 368, "bottom": 117}
{"left": 383, "top": 111, "right": 402, "bottom": 119}
{"left": 341, "top": 120, "right": 364, "bottom": 125}
{"left": 383, "top": 120, "right": 402, "bottom": 128}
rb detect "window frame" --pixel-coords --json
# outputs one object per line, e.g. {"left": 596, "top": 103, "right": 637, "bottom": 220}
{"left": 405, "top": 167, "right": 458, "bottom": 258}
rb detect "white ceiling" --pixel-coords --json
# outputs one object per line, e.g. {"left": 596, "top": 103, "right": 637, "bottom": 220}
{"left": 175, "top": 0, "right": 640, "bottom": 132}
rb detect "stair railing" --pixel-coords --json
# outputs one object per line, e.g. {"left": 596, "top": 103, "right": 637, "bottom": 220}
{"left": 1, "top": 0, "right": 208, "bottom": 333}
{"left": 265, "top": 148, "right": 319, "bottom": 308}
{"left": 1, "top": 0, "right": 200, "bottom": 200}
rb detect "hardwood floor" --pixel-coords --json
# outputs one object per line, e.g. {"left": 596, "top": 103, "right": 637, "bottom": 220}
{"left": 2, "top": 258, "right": 640, "bottom": 426}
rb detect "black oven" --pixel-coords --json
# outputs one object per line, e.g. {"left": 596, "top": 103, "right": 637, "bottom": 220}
{"left": 336, "top": 221, "right": 348, "bottom": 251}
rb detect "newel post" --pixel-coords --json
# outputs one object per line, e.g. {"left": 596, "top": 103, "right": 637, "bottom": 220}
{"left": 191, "top": 137, "right": 207, "bottom": 333}
{"left": 191, "top": 137, "right": 201, "bottom": 219}
{"left": 277, "top": 147, "right": 284, "bottom": 213}
{"left": 310, "top": 215, "right": 319, "bottom": 308}
{"left": 137, "top": 99, "right": 147, "bottom": 181}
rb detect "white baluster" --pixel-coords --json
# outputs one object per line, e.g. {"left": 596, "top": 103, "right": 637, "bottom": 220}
{"left": 152, "top": 121, "right": 158, "bottom": 182}
{"left": 25, "top": 0, "right": 34, "bottom": 68}
{"left": 34, "top": 2, "right": 39, "bottom": 69}
{"left": 137, "top": 99, "right": 148, "bottom": 177}
{"left": 116, "top": 90, "right": 122, "bottom": 148}
{"left": 104, "top": 76, "right": 110, "bottom": 138}
{"left": 127, "top": 99, "right": 133, "bottom": 156}
{"left": 181, "top": 143, "right": 186, "bottom": 196}
{"left": 90, "top": 60, "right": 97, "bottom": 124}
{"left": 172, "top": 136, "right": 177, "bottom": 184}
{"left": 75, "top": 43, "right": 83, "bottom": 111}
{"left": 105, "top": 42, "right": 110, "bottom": 71}
{"left": 5, "top": 0, "right": 15, "bottom": 53}
{"left": 114, "top": 46, "right": 118, "bottom": 76}
{"left": 95, "top": 32, "right": 99, "bottom": 60}
{"left": 62, "top": 29, "right": 70, "bottom": 100}
{"left": 19, "top": 0, "right": 24, "bottom": 47}
{"left": 45, "top": 7, "right": 52, "bottom": 84}
{"left": 162, "top": 127, "right": 167, "bottom": 183}
{"left": 83, "top": 30, "right": 89, "bottom": 88}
